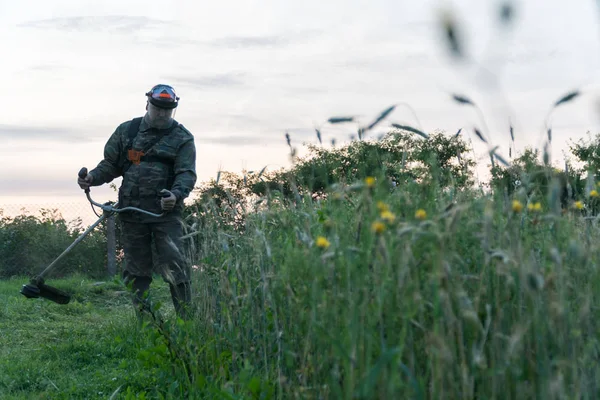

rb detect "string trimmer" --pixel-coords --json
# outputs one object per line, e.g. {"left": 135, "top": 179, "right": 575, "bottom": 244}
{"left": 20, "top": 167, "right": 169, "bottom": 304}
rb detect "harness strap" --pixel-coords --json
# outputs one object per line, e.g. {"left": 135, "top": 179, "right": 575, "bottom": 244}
{"left": 122, "top": 117, "right": 178, "bottom": 173}
{"left": 127, "top": 117, "right": 143, "bottom": 148}
{"left": 122, "top": 117, "right": 144, "bottom": 174}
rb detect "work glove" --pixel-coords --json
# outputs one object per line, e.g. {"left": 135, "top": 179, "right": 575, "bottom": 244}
{"left": 160, "top": 189, "right": 177, "bottom": 211}
{"left": 78, "top": 172, "right": 93, "bottom": 190}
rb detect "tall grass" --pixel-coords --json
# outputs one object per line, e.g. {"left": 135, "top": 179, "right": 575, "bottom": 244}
{"left": 132, "top": 164, "right": 600, "bottom": 399}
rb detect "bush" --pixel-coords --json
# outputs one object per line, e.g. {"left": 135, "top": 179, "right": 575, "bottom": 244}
{"left": 0, "top": 209, "right": 109, "bottom": 279}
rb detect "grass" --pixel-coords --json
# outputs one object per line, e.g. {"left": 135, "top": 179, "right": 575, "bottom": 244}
{"left": 0, "top": 275, "right": 175, "bottom": 399}
{"left": 3, "top": 171, "right": 600, "bottom": 399}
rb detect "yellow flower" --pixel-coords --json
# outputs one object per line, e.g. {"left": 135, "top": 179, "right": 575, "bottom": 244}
{"left": 376, "top": 201, "right": 389, "bottom": 212}
{"left": 380, "top": 210, "right": 396, "bottom": 223}
{"left": 574, "top": 201, "right": 584, "bottom": 210}
{"left": 527, "top": 202, "right": 542, "bottom": 212}
{"left": 512, "top": 200, "right": 523, "bottom": 213}
{"left": 365, "top": 177, "right": 376, "bottom": 188}
{"left": 590, "top": 190, "right": 599, "bottom": 198}
{"left": 371, "top": 221, "right": 386, "bottom": 234}
{"left": 415, "top": 209, "right": 427, "bottom": 220}
{"left": 315, "top": 236, "right": 330, "bottom": 249}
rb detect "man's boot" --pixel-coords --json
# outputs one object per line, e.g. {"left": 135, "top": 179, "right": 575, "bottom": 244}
{"left": 169, "top": 281, "right": 192, "bottom": 320}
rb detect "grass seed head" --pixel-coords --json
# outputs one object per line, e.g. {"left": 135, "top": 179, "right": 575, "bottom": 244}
{"left": 527, "top": 272, "right": 544, "bottom": 291}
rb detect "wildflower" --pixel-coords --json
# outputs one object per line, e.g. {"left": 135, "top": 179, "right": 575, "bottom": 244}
{"left": 512, "top": 200, "right": 523, "bottom": 213}
{"left": 315, "top": 236, "right": 330, "bottom": 249}
{"left": 365, "top": 176, "right": 376, "bottom": 188}
{"left": 415, "top": 209, "right": 427, "bottom": 220}
{"left": 591, "top": 190, "right": 599, "bottom": 198}
{"left": 574, "top": 201, "right": 584, "bottom": 210}
{"left": 380, "top": 210, "right": 396, "bottom": 223}
{"left": 376, "top": 201, "right": 389, "bottom": 212}
{"left": 527, "top": 202, "right": 542, "bottom": 212}
{"left": 371, "top": 221, "right": 386, "bottom": 234}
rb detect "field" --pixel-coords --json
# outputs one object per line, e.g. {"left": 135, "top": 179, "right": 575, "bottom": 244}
{"left": 1, "top": 0, "right": 598, "bottom": 397}
{"left": 3, "top": 165, "right": 600, "bottom": 399}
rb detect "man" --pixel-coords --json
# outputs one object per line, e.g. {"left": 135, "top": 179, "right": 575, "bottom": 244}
{"left": 77, "top": 84, "right": 197, "bottom": 320}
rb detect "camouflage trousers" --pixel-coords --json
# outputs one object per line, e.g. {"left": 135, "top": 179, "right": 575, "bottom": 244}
{"left": 120, "top": 219, "right": 191, "bottom": 286}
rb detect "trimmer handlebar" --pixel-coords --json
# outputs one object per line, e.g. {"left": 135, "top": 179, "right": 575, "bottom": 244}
{"left": 79, "top": 167, "right": 91, "bottom": 194}
{"left": 78, "top": 167, "right": 89, "bottom": 178}
{"left": 79, "top": 166, "right": 168, "bottom": 218}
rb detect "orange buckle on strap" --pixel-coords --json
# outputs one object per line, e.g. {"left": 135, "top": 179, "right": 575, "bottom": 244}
{"left": 128, "top": 149, "right": 145, "bottom": 165}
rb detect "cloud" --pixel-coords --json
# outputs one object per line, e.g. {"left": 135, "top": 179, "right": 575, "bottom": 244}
{"left": 193, "top": 128, "right": 322, "bottom": 148}
{"left": 130, "top": 33, "right": 307, "bottom": 50}
{"left": 0, "top": 125, "right": 95, "bottom": 142}
{"left": 223, "top": 114, "right": 264, "bottom": 125}
{"left": 28, "top": 64, "right": 69, "bottom": 72}
{"left": 332, "top": 52, "right": 433, "bottom": 74}
{"left": 135, "top": 34, "right": 305, "bottom": 51}
{"left": 207, "top": 30, "right": 321, "bottom": 49}
{"left": 17, "top": 15, "right": 170, "bottom": 34}
{"left": 486, "top": 48, "right": 565, "bottom": 66}
{"left": 17, "top": 15, "right": 318, "bottom": 49}
{"left": 209, "top": 35, "right": 290, "bottom": 48}
{"left": 165, "top": 72, "right": 246, "bottom": 89}
{"left": 137, "top": 36, "right": 205, "bottom": 48}
{"left": 0, "top": 177, "right": 86, "bottom": 196}
{"left": 194, "top": 134, "right": 281, "bottom": 146}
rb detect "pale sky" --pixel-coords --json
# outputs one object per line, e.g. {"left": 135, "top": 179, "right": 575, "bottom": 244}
{"left": 0, "top": 0, "right": 599, "bottom": 223}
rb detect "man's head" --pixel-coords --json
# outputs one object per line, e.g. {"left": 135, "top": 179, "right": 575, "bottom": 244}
{"left": 145, "top": 84, "right": 179, "bottom": 129}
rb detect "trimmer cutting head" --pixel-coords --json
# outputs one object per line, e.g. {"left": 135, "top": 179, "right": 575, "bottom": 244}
{"left": 20, "top": 278, "right": 71, "bottom": 305}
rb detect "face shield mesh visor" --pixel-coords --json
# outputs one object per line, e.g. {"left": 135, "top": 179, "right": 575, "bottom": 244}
{"left": 146, "top": 84, "right": 179, "bottom": 109}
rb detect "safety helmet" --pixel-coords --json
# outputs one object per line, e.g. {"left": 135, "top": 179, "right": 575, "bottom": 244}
{"left": 145, "top": 84, "right": 180, "bottom": 109}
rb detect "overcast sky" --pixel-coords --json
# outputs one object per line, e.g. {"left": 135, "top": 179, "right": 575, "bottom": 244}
{"left": 0, "top": 0, "right": 599, "bottom": 221}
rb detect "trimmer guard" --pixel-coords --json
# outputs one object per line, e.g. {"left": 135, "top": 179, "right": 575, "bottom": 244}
{"left": 21, "top": 278, "right": 71, "bottom": 304}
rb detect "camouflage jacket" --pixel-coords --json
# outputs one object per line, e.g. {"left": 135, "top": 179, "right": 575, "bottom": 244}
{"left": 88, "top": 117, "right": 197, "bottom": 223}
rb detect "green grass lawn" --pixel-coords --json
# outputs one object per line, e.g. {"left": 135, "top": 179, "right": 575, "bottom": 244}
{"left": 0, "top": 276, "right": 178, "bottom": 399}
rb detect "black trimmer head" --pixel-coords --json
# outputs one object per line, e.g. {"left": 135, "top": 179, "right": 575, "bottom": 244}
{"left": 20, "top": 277, "right": 71, "bottom": 305}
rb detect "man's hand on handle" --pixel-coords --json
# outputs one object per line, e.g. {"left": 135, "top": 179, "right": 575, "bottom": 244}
{"left": 78, "top": 167, "right": 93, "bottom": 191}
{"left": 160, "top": 189, "right": 177, "bottom": 211}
